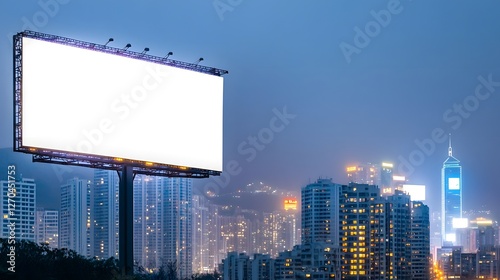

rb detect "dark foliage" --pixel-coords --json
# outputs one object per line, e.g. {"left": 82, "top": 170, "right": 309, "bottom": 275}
{"left": 0, "top": 238, "right": 121, "bottom": 280}
{"left": 0, "top": 239, "right": 220, "bottom": 280}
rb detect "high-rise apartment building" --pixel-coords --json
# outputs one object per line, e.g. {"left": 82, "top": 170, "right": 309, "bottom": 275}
{"left": 193, "top": 194, "right": 221, "bottom": 273}
{"left": 386, "top": 191, "right": 412, "bottom": 279}
{"left": 220, "top": 178, "right": 431, "bottom": 280}
{"left": 340, "top": 183, "right": 386, "bottom": 279}
{"left": 380, "top": 162, "right": 394, "bottom": 195}
{"left": 35, "top": 208, "right": 59, "bottom": 248}
{"left": 346, "top": 162, "right": 397, "bottom": 196}
{"left": 163, "top": 177, "right": 193, "bottom": 278}
{"left": 93, "top": 169, "right": 119, "bottom": 260}
{"left": 133, "top": 175, "right": 193, "bottom": 278}
{"left": 219, "top": 212, "right": 253, "bottom": 255}
{"left": 442, "top": 136, "right": 462, "bottom": 245}
{"left": 346, "top": 164, "right": 379, "bottom": 185}
{"left": 411, "top": 202, "right": 430, "bottom": 280}
{"left": 1, "top": 177, "right": 36, "bottom": 241}
{"left": 60, "top": 178, "right": 92, "bottom": 257}
{"left": 301, "top": 178, "right": 341, "bottom": 246}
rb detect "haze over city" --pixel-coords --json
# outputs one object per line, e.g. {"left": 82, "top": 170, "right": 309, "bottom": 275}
{"left": 1, "top": 1, "right": 500, "bottom": 219}
{"left": 2, "top": 1, "right": 500, "bottom": 279}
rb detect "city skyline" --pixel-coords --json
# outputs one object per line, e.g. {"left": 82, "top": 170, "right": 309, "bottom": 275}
{"left": 0, "top": 1, "right": 500, "bottom": 219}
{"left": 1, "top": 144, "right": 500, "bottom": 223}
{"left": 1, "top": 165, "right": 498, "bottom": 277}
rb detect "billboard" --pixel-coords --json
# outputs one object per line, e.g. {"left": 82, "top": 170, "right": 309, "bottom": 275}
{"left": 392, "top": 175, "right": 406, "bottom": 181}
{"left": 448, "top": 178, "right": 460, "bottom": 190}
{"left": 14, "top": 31, "right": 225, "bottom": 174}
{"left": 284, "top": 198, "right": 298, "bottom": 211}
{"left": 402, "top": 184, "right": 426, "bottom": 201}
{"left": 452, "top": 218, "right": 468, "bottom": 229}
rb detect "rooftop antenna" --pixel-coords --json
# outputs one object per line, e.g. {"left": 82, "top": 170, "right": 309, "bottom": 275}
{"left": 448, "top": 133, "right": 453, "bottom": 157}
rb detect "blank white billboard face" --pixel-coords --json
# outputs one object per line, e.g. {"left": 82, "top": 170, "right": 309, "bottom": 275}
{"left": 448, "top": 178, "right": 460, "bottom": 190}
{"left": 402, "top": 184, "right": 426, "bottom": 201}
{"left": 452, "top": 218, "right": 468, "bottom": 229}
{"left": 21, "top": 37, "right": 223, "bottom": 171}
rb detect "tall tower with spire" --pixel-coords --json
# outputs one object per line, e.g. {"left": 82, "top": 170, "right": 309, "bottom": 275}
{"left": 441, "top": 134, "right": 463, "bottom": 245}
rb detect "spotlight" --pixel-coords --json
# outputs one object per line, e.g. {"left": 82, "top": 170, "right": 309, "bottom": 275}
{"left": 164, "top": 52, "right": 173, "bottom": 59}
{"left": 104, "top": 38, "right": 114, "bottom": 46}
{"left": 141, "top": 48, "right": 150, "bottom": 54}
{"left": 123, "top": 43, "right": 131, "bottom": 50}
{"left": 195, "top": 57, "right": 204, "bottom": 65}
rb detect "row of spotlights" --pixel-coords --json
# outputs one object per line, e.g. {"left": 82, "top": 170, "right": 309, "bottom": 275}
{"left": 105, "top": 38, "right": 203, "bottom": 64}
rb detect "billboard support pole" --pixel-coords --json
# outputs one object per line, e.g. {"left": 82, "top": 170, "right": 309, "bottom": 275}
{"left": 119, "top": 165, "right": 134, "bottom": 276}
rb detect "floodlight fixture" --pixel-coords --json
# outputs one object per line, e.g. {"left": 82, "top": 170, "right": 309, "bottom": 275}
{"left": 104, "top": 38, "right": 114, "bottom": 46}
{"left": 164, "top": 51, "right": 173, "bottom": 59}
{"left": 141, "top": 47, "right": 150, "bottom": 54}
{"left": 195, "top": 57, "right": 204, "bottom": 65}
{"left": 123, "top": 43, "right": 131, "bottom": 50}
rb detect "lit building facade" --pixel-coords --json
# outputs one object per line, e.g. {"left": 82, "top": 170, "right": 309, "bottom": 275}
{"left": 35, "top": 208, "right": 59, "bottom": 248}
{"left": 93, "top": 169, "right": 119, "bottom": 259}
{"left": 411, "top": 202, "right": 430, "bottom": 280}
{"left": 192, "top": 194, "right": 222, "bottom": 273}
{"left": 301, "top": 178, "right": 341, "bottom": 245}
{"left": 346, "top": 164, "right": 378, "bottom": 186}
{"left": 346, "top": 162, "right": 398, "bottom": 196}
{"left": 340, "top": 183, "right": 386, "bottom": 279}
{"left": 386, "top": 191, "right": 412, "bottom": 279}
{"left": 219, "top": 212, "right": 252, "bottom": 255}
{"left": 380, "top": 162, "right": 394, "bottom": 195}
{"left": 133, "top": 175, "right": 193, "bottom": 277}
{"left": 339, "top": 184, "right": 428, "bottom": 279}
{"left": 220, "top": 179, "right": 431, "bottom": 280}
{"left": 60, "top": 178, "right": 92, "bottom": 257}
{"left": 441, "top": 136, "right": 462, "bottom": 245}
{"left": 0, "top": 178, "right": 36, "bottom": 241}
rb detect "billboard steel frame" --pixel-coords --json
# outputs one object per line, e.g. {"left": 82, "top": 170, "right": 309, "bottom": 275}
{"left": 13, "top": 30, "right": 224, "bottom": 178}
{"left": 13, "top": 30, "right": 226, "bottom": 276}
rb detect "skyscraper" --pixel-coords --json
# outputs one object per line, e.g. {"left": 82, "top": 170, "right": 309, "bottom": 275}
{"left": 346, "top": 163, "right": 379, "bottom": 185}
{"left": 411, "top": 202, "right": 430, "bottom": 280}
{"left": 93, "top": 169, "right": 119, "bottom": 259}
{"left": 133, "top": 175, "right": 193, "bottom": 277}
{"left": 35, "top": 208, "right": 59, "bottom": 248}
{"left": 339, "top": 184, "right": 428, "bottom": 279}
{"left": 60, "top": 178, "right": 92, "bottom": 257}
{"left": 380, "top": 162, "right": 394, "bottom": 195}
{"left": 386, "top": 191, "right": 412, "bottom": 279}
{"left": 340, "top": 183, "right": 387, "bottom": 279}
{"left": 192, "top": 194, "right": 213, "bottom": 273}
{"left": 163, "top": 177, "right": 193, "bottom": 278}
{"left": 0, "top": 177, "right": 36, "bottom": 241}
{"left": 346, "top": 162, "right": 397, "bottom": 196}
{"left": 301, "top": 178, "right": 341, "bottom": 246}
{"left": 442, "top": 135, "right": 462, "bottom": 245}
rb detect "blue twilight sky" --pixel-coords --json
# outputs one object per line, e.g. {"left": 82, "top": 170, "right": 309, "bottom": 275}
{"left": 1, "top": 0, "right": 500, "bottom": 216}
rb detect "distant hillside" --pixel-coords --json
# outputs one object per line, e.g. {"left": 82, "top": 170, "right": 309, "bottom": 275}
{"left": 210, "top": 192, "right": 288, "bottom": 213}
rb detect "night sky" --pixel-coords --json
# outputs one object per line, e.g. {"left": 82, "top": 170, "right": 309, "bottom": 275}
{"left": 1, "top": 1, "right": 500, "bottom": 218}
